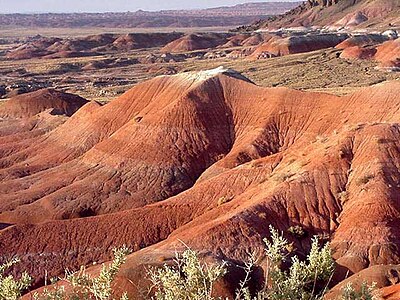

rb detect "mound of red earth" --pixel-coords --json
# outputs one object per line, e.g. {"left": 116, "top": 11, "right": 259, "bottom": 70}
{"left": 219, "top": 32, "right": 277, "bottom": 48}
{"left": 244, "top": 0, "right": 400, "bottom": 31}
{"left": 110, "top": 33, "right": 183, "bottom": 51}
{"left": 250, "top": 33, "right": 348, "bottom": 58}
{"left": 6, "top": 33, "right": 183, "bottom": 60}
{"left": 326, "top": 264, "right": 400, "bottom": 299}
{"left": 0, "top": 89, "right": 89, "bottom": 179}
{"left": 337, "top": 34, "right": 389, "bottom": 60}
{"left": 81, "top": 58, "right": 139, "bottom": 71}
{"left": 336, "top": 34, "right": 390, "bottom": 49}
{"left": 0, "top": 88, "right": 88, "bottom": 119}
{"left": 5, "top": 36, "right": 62, "bottom": 60}
{"left": 340, "top": 45, "right": 377, "bottom": 59}
{"left": 375, "top": 38, "right": 400, "bottom": 70}
{"left": 1, "top": 68, "right": 400, "bottom": 297}
{"left": 338, "top": 37, "right": 400, "bottom": 70}
{"left": 161, "top": 33, "right": 232, "bottom": 53}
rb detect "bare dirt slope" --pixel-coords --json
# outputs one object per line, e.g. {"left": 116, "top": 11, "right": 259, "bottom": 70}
{"left": 338, "top": 37, "right": 400, "bottom": 70}
{"left": 1, "top": 69, "right": 400, "bottom": 297}
{"left": 246, "top": 0, "right": 400, "bottom": 30}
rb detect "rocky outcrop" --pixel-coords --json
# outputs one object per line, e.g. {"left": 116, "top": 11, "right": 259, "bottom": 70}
{"left": 307, "top": 0, "right": 340, "bottom": 8}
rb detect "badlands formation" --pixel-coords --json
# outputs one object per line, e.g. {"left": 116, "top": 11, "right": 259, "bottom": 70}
{"left": 1, "top": 66, "right": 400, "bottom": 298}
{"left": 246, "top": 0, "right": 400, "bottom": 30}
{"left": 0, "top": 0, "right": 400, "bottom": 299}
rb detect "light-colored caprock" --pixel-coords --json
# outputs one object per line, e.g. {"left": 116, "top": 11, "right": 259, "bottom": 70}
{"left": 169, "top": 66, "right": 254, "bottom": 85}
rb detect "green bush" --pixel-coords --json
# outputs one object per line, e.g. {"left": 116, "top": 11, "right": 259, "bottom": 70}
{"left": 340, "top": 282, "right": 378, "bottom": 300}
{"left": 149, "top": 248, "right": 227, "bottom": 300}
{"left": 0, "top": 258, "right": 32, "bottom": 300}
{"left": 0, "top": 230, "right": 378, "bottom": 300}
{"left": 150, "top": 226, "right": 335, "bottom": 300}
{"left": 257, "top": 226, "right": 335, "bottom": 300}
{"left": 287, "top": 225, "right": 306, "bottom": 238}
{"left": 34, "top": 246, "right": 130, "bottom": 300}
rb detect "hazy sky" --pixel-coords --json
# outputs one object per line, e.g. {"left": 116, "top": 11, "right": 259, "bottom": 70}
{"left": 0, "top": 0, "right": 299, "bottom": 13}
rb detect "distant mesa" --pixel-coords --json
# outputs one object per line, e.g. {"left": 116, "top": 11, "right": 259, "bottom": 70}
{"left": 0, "top": 2, "right": 301, "bottom": 29}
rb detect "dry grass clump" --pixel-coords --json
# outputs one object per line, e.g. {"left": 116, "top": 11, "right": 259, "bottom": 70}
{"left": 356, "top": 174, "right": 375, "bottom": 186}
{"left": 217, "top": 195, "right": 234, "bottom": 206}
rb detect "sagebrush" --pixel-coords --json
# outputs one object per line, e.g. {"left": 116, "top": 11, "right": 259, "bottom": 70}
{"left": 148, "top": 226, "right": 335, "bottom": 300}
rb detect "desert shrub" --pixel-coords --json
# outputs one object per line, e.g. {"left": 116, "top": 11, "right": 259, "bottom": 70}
{"left": 336, "top": 191, "right": 348, "bottom": 205}
{"left": 356, "top": 174, "right": 375, "bottom": 186}
{"left": 149, "top": 248, "right": 227, "bottom": 300}
{"left": 217, "top": 196, "right": 234, "bottom": 206}
{"left": 0, "top": 258, "right": 32, "bottom": 300}
{"left": 0, "top": 232, "right": 336, "bottom": 300}
{"left": 340, "top": 282, "right": 378, "bottom": 300}
{"left": 287, "top": 225, "right": 306, "bottom": 238}
{"left": 274, "top": 172, "right": 295, "bottom": 183}
{"left": 150, "top": 226, "right": 335, "bottom": 300}
{"left": 260, "top": 225, "right": 334, "bottom": 300}
{"left": 34, "top": 246, "right": 130, "bottom": 300}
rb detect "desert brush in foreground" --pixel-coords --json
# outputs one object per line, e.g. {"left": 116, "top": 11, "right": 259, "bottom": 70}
{"left": 0, "top": 227, "right": 377, "bottom": 300}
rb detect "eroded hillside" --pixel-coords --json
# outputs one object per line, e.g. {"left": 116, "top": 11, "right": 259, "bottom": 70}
{"left": 1, "top": 68, "right": 400, "bottom": 298}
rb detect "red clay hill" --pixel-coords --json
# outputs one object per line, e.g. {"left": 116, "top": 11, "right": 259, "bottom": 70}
{"left": 249, "top": 33, "right": 348, "bottom": 58}
{"left": 1, "top": 68, "right": 400, "bottom": 296}
{"left": 161, "top": 33, "right": 232, "bottom": 53}
{"left": 0, "top": 88, "right": 87, "bottom": 118}
{"left": 6, "top": 33, "right": 183, "bottom": 60}
{"left": 337, "top": 36, "right": 400, "bottom": 70}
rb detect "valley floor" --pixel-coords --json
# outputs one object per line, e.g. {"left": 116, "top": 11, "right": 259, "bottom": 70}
{"left": 0, "top": 28, "right": 399, "bottom": 102}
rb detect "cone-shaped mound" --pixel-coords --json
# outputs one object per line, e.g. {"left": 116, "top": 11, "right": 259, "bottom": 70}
{"left": 161, "top": 33, "right": 231, "bottom": 53}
